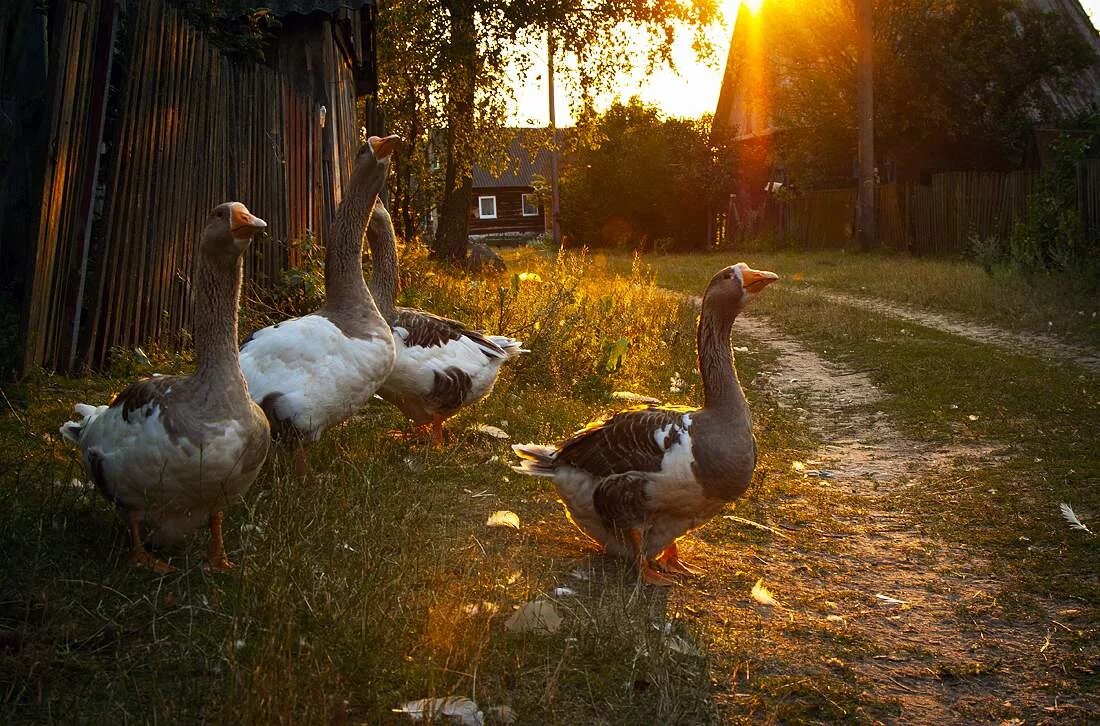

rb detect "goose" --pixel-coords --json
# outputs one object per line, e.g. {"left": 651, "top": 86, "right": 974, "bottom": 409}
{"left": 60, "top": 202, "right": 271, "bottom": 573}
{"left": 365, "top": 200, "right": 527, "bottom": 445}
{"left": 512, "top": 263, "right": 778, "bottom": 586}
{"left": 240, "top": 136, "right": 400, "bottom": 473}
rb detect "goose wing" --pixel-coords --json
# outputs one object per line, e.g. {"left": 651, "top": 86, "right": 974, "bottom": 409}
{"left": 554, "top": 405, "right": 697, "bottom": 478}
{"left": 393, "top": 308, "right": 508, "bottom": 359}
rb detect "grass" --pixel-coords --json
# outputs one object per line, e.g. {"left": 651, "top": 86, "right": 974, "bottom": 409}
{"left": 594, "top": 248, "right": 1100, "bottom": 348}
{"left": 2, "top": 246, "right": 1097, "bottom": 722}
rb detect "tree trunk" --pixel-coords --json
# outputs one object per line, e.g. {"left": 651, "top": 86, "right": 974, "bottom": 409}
{"left": 856, "top": 0, "right": 876, "bottom": 251}
{"left": 434, "top": 0, "right": 476, "bottom": 262}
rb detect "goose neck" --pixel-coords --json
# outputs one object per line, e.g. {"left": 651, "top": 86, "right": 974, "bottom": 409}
{"left": 193, "top": 255, "right": 247, "bottom": 387}
{"left": 324, "top": 178, "right": 379, "bottom": 313}
{"left": 697, "top": 303, "right": 746, "bottom": 414}
{"left": 366, "top": 201, "right": 398, "bottom": 322}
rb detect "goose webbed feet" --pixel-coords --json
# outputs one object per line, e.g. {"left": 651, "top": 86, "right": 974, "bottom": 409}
{"left": 203, "top": 511, "right": 236, "bottom": 572}
{"left": 126, "top": 511, "right": 175, "bottom": 574}
{"left": 629, "top": 528, "right": 676, "bottom": 587}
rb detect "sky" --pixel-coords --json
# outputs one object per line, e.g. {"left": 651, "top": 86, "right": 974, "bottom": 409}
{"left": 510, "top": 0, "right": 1100, "bottom": 127}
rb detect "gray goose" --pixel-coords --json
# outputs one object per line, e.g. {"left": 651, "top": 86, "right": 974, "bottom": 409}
{"left": 239, "top": 136, "right": 400, "bottom": 474}
{"left": 366, "top": 200, "right": 526, "bottom": 445}
{"left": 512, "top": 263, "right": 778, "bottom": 585}
{"left": 60, "top": 203, "right": 271, "bottom": 573}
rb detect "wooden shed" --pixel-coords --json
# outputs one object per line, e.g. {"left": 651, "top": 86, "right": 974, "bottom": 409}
{"left": 0, "top": 0, "right": 379, "bottom": 375}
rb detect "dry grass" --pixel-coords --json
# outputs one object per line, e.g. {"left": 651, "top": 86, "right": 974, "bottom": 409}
{"left": 2, "top": 247, "right": 1097, "bottom": 723}
{"left": 597, "top": 248, "right": 1100, "bottom": 348}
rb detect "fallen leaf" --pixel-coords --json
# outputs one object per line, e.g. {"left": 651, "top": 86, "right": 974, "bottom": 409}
{"left": 611, "top": 391, "right": 661, "bottom": 404}
{"left": 751, "top": 579, "right": 779, "bottom": 607}
{"left": 395, "top": 697, "right": 483, "bottom": 726}
{"left": 504, "top": 601, "right": 562, "bottom": 634}
{"left": 475, "top": 424, "right": 510, "bottom": 439}
{"left": 486, "top": 510, "right": 520, "bottom": 529}
{"left": 485, "top": 705, "right": 517, "bottom": 724}
{"left": 666, "top": 634, "right": 700, "bottom": 656}
{"left": 462, "top": 602, "right": 500, "bottom": 617}
{"left": 791, "top": 461, "right": 806, "bottom": 472}
{"left": 875, "top": 593, "right": 908, "bottom": 605}
{"left": 826, "top": 614, "right": 846, "bottom": 624}
{"left": 733, "top": 346, "right": 750, "bottom": 353}
{"left": 967, "top": 414, "right": 979, "bottom": 421}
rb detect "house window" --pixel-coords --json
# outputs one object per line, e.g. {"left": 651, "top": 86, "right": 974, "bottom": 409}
{"left": 521, "top": 193, "right": 539, "bottom": 216}
{"left": 478, "top": 196, "right": 497, "bottom": 219}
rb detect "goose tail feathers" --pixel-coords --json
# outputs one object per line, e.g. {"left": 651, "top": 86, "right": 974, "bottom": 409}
{"left": 488, "top": 336, "right": 529, "bottom": 359}
{"left": 511, "top": 443, "right": 557, "bottom": 478}
{"left": 60, "top": 403, "right": 108, "bottom": 444}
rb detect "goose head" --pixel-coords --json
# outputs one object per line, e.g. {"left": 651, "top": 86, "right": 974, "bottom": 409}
{"left": 353, "top": 134, "right": 402, "bottom": 183}
{"left": 704, "top": 263, "right": 778, "bottom": 315}
{"left": 201, "top": 202, "right": 267, "bottom": 264}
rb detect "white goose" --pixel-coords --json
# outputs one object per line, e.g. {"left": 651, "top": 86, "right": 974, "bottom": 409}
{"left": 240, "top": 136, "right": 400, "bottom": 473}
{"left": 60, "top": 202, "right": 271, "bottom": 573}
{"left": 366, "top": 200, "right": 526, "bottom": 445}
{"left": 512, "top": 264, "right": 778, "bottom": 586}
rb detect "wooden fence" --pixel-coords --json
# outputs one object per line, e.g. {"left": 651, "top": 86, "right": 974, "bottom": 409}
{"left": 13, "top": 0, "right": 366, "bottom": 374}
{"left": 722, "top": 170, "right": 1043, "bottom": 254}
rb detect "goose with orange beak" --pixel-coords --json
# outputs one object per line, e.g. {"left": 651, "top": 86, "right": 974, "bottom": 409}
{"left": 240, "top": 135, "right": 401, "bottom": 475}
{"left": 60, "top": 202, "right": 271, "bottom": 573}
{"left": 513, "top": 263, "right": 778, "bottom": 586}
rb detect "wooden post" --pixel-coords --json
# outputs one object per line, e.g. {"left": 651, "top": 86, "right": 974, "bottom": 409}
{"left": 857, "top": 0, "right": 875, "bottom": 250}
{"left": 547, "top": 27, "right": 561, "bottom": 249}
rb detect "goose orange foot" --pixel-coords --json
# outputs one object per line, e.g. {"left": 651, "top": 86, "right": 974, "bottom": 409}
{"left": 203, "top": 511, "right": 237, "bottom": 572}
{"left": 129, "top": 547, "right": 176, "bottom": 574}
{"left": 657, "top": 543, "right": 702, "bottom": 576}
{"left": 629, "top": 528, "right": 676, "bottom": 587}
{"left": 127, "top": 510, "right": 175, "bottom": 574}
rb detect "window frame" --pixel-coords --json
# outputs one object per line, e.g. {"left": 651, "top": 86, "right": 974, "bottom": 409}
{"left": 521, "top": 193, "right": 539, "bottom": 217}
{"left": 478, "top": 195, "right": 498, "bottom": 219}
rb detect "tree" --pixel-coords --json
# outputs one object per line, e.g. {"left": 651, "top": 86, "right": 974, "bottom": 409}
{"left": 377, "top": 0, "right": 721, "bottom": 261}
{"left": 559, "top": 99, "right": 722, "bottom": 250}
{"left": 753, "top": 0, "right": 1095, "bottom": 184}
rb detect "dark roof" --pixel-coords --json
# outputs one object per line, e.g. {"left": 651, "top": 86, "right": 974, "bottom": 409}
{"left": 1028, "top": 0, "right": 1100, "bottom": 118}
{"left": 265, "top": 0, "right": 375, "bottom": 17}
{"left": 472, "top": 132, "right": 552, "bottom": 189}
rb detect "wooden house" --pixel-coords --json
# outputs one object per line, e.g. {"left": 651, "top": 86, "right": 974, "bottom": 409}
{"left": 709, "top": 0, "right": 1100, "bottom": 243}
{"left": 0, "top": 0, "right": 379, "bottom": 375}
{"left": 469, "top": 132, "right": 549, "bottom": 239}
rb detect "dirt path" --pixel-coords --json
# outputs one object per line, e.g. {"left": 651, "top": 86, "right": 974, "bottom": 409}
{"left": 792, "top": 285, "right": 1100, "bottom": 374}
{"left": 701, "top": 313, "right": 1083, "bottom": 722}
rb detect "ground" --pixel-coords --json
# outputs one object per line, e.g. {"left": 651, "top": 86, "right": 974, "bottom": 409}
{"left": 1, "top": 248, "right": 1097, "bottom": 724}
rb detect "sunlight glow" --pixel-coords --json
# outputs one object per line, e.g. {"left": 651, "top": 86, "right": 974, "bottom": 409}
{"left": 742, "top": 0, "right": 765, "bottom": 14}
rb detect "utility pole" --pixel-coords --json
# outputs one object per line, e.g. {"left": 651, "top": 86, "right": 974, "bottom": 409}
{"left": 547, "top": 27, "right": 562, "bottom": 249}
{"left": 857, "top": 0, "right": 876, "bottom": 250}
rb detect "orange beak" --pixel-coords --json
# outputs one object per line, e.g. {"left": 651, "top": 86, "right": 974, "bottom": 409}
{"left": 742, "top": 267, "right": 779, "bottom": 293}
{"left": 230, "top": 206, "right": 267, "bottom": 240}
{"left": 368, "top": 134, "right": 402, "bottom": 160}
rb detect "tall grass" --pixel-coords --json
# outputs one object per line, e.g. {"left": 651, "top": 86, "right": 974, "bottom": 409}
{"left": 0, "top": 248, "right": 729, "bottom": 723}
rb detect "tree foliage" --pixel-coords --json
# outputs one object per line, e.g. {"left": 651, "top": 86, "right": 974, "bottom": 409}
{"left": 744, "top": 0, "right": 1096, "bottom": 184}
{"left": 558, "top": 99, "right": 721, "bottom": 251}
{"left": 377, "top": 0, "right": 720, "bottom": 260}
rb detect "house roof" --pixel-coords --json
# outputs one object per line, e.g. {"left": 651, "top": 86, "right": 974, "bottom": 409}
{"left": 265, "top": 0, "right": 376, "bottom": 17}
{"left": 472, "top": 131, "right": 552, "bottom": 189}
{"left": 1029, "top": 0, "right": 1100, "bottom": 118}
